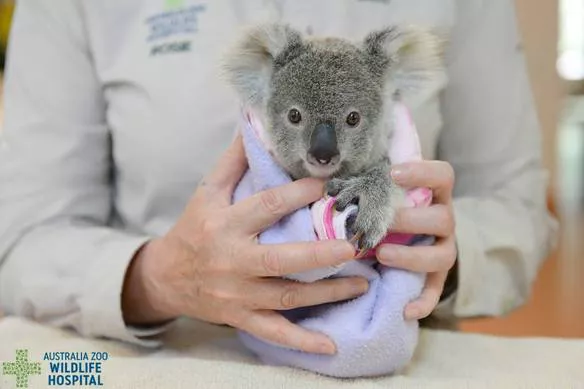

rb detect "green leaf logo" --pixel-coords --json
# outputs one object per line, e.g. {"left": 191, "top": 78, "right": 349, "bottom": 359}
{"left": 2, "top": 349, "right": 42, "bottom": 388}
{"left": 165, "top": 0, "right": 185, "bottom": 10}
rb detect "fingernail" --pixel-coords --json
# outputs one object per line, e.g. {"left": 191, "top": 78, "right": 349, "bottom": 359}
{"left": 391, "top": 168, "right": 403, "bottom": 181}
{"left": 378, "top": 245, "right": 398, "bottom": 263}
{"left": 319, "top": 339, "right": 336, "bottom": 355}
{"left": 391, "top": 167, "right": 408, "bottom": 182}
{"left": 351, "top": 279, "right": 370, "bottom": 295}
{"left": 333, "top": 241, "right": 355, "bottom": 259}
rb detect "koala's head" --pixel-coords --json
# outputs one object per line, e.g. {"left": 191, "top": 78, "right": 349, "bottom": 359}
{"left": 224, "top": 24, "right": 444, "bottom": 179}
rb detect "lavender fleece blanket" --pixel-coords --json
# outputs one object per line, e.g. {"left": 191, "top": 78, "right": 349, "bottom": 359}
{"left": 231, "top": 103, "right": 433, "bottom": 378}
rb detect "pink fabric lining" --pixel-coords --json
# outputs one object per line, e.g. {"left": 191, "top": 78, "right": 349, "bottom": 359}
{"left": 322, "top": 197, "right": 337, "bottom": 239}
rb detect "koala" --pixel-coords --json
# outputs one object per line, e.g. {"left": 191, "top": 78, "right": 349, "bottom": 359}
{"left": 223, "top": 23, "right": 444, "bottom": 254}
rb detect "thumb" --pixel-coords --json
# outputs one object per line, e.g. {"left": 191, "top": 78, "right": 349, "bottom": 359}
{"left": 200, "top": 132, "right": 248, "bottom": 200}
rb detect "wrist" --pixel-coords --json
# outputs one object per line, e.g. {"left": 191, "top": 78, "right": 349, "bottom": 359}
{"left": 122, "top": 238, "right": 178, "bottom": 325}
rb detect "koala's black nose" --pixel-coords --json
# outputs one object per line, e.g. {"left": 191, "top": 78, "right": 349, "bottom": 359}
{"left": 309, "top": 123, "right": 339, "bottom": 165}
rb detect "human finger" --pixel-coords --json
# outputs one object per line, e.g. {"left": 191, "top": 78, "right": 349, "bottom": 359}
{"left": 199, "top": 133, "right": 248, "bottom": 202}
{"left": 238, "top": 310, "right": 337, "bottom": 355}
{"left": 376, "top": 237, "right": 457, "bottom": 272}
{"left": 404, "top": 271, "right": 449, "bottom": 320}
{"left": 229, "top": 178, "right": 325, "bottom": 235}
{"left": 240, "top": 240, "right": 356, "bottom": 277}
{"left": 390, "top": 205, "right": 455, "bottom": 237}
{"left": 246, "top": 277, "right": 369, "bottom": 310}
{"left": 391, "top": 161, "right": 455, "bottom": 204}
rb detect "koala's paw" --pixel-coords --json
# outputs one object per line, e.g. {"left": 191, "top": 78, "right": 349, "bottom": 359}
{"left": 350, "top": 200, "right": 396, "bottom": 256}
{"left": 325, "top": 175, "right": 399, "bottom": 255}
{"left": 325, "top": 178, "right": 358, "bottom": 210}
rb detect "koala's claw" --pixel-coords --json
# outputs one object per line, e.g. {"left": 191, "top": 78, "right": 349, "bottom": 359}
{"left": 325, "top": 178, "right": 345, "bottom": 198}
{"left": 349, "top": 230, "right": 363, "bottom": 245}
{"left": 355, "top": 248, "right": 369, "bottom": 259}
{"left": 348, "top": 198, "right": 393, "bottom": 255}
{"left": 326, "top": 179, "right": 359, "bottom": 211}
{"left": 348, "top": 230, "right": 378, "bottom": 259}
{"left": 335, "top": 193, "right": 358, "bottom": 212}
{"left": 349, "top": 232, "right": 369, "bottom": 259}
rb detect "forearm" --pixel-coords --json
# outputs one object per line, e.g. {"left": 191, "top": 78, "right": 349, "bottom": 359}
{"left": 429, "top": 0, "right": 560, "bottom": 319}
{"left": 0, "top": 0, "right": 176, "bottom": 346}
{"left": 0, "top": 221, "right": 169, "bottom": 346}
{"left": 433, "top": 191, "right": 558, "bottom": 319}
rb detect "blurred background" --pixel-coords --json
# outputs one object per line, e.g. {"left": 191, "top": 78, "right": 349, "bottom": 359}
{"left": 0, "top": 1, "right": 582, "bottom": 338}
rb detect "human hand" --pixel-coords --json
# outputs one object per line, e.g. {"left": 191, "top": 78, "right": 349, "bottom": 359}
{"left": 376, "top": 160, "right": 457, "bottom": 321}
{"left": 122, "top": 134, "right": 368, "bottom": 355}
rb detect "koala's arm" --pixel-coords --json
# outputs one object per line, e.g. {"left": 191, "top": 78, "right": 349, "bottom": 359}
{"left": 326, "top": 158, "right": 403, "bottom": 252}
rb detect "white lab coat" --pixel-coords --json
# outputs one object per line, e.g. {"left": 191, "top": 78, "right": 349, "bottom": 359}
{"left": 0, "top": 0, "right": 558, "bottom": 346}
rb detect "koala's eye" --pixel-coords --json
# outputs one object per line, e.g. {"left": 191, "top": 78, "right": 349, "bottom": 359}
{"left": 288, "top": 109, "right": 302, "bottom": 124}
{"left": 346, "top": 111, "right": 361, "bottom": 127}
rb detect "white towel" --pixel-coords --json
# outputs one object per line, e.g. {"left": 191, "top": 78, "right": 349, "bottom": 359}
{"left": 1, "top": 316, "right": 583, "bottom": 389}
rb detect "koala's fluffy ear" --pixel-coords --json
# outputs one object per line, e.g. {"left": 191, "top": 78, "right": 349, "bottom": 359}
{"left": 364, "top": 26, "right": 446, "bottom": 101}
{"left": 223, "top": 23, "right": 303, "bottom": 107}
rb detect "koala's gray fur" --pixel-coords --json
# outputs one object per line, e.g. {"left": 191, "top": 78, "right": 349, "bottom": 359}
{"left": 223, "top": 23, "right": 445, "bottom": 253}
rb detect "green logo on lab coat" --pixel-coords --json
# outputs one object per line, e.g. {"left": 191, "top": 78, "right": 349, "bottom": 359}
{"left": 165, "top": 0, "right": 186, "bottom": 10}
